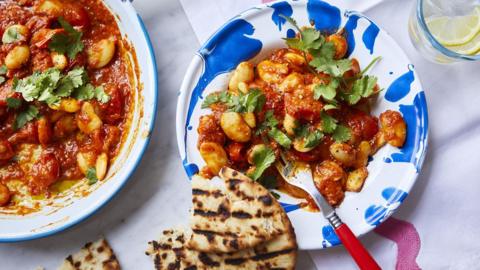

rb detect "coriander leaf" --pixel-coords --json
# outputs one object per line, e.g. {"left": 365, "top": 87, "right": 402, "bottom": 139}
{"left": 258, "top": 174, "right": 277, "bottom": 189}
{"left": 300, "top": 28, "right": 323, "bottom": 50}
{"left": 73, "top": 83, "right": 95, "bottom": 100}
{"left": 294, "top": 124, "right": 309, "bottom": 138}
{"left": 284, "top": 37, "right": 303, "bottom": 51}
{"left": 281, "top": 15, "right": 324, "bottom": 51}
{"left": 320, "top": 111, "right": 337, "bottom": 134}
{"left": 201, "top": 89, "right": 265, "bottom": 113}
{"left": 201, "top": 91, "right": 232, "bottom": 109}
{"left": 313, "top": 79, "right": 338, "bottom": 100}
{"left": 304, "top": 130, "right": 324, "bottom": 148}
{"left": 86, "top": 167, "right": 98, "bottom": 185}
{"left": 310, "top": 41, "right": 335, "bottom": 60}
{"left": 15, "top": 105, "right": 39, "bottom": 130}
{"left": 6, "top": 97, "right": 22, "bottom": 109}
{"left": 360, "top": 56, "right": 382, "bottom": 76}
{"left": 48, "top": 17, "right": 84, "bottom": 59}
{"left": 94, "top": 86, "right": 110, "bottom": 103}
{"left": 239, "top": 88, "right": 266, "bottom": 113}
{"left": 323, "top": 102, "right": 338, "bottom": 111}
{"left": 280, "top": 15, "right": 302, "bottom": 33}
{"left": 15, "top": 68, "right": 62, "bottom": 104}
{"left": 248, "top": 146, "right": 276, "bottom": 181}
{"left": 48, "top": 34, "right": 69, "bottom": 54}
{"left": 2, "top": 26, "right": 24, "bottom": 44}
{"left": 310, "top": 57, "right": 351, "bottom": 77}
{"left": 0, "top": 65, "right": 7, "bottom": 75}
{"left": 332, "top": 124, "right": 351, "bottom": 142}
{"left": 256, "top": 110, "right": 278, "bottom": 135}
{"left": 268, "top": 127, "right": 292, "bottom": 149}
{"left": 284, "top": 29, "right": 323, "bottom": 51}
{"left": 344, "top": 75, "right": 378, "bottom": 105}
{"left": 201, "top": 93, "right": 221, "bottom": 109}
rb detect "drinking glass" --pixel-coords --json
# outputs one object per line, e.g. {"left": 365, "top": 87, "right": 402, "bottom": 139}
{"left": 409, "top": 0, "right": 480, "bottom": 63}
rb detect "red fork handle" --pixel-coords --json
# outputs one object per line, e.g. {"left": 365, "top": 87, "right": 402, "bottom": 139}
{"left": 335, "top": 223, "right": 381, "bottom": 270}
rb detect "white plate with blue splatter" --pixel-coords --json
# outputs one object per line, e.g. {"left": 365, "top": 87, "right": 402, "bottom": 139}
{"left": 176, "top": 0, "right": 428, "bottom": 250}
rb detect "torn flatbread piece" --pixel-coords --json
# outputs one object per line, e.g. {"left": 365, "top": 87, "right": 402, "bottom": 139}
{"left": 146, "top": 227, "right": 297, "bottom": 270}
{"left": 188, "top": 167, "right": 292, "bottom": 253}
{"left": 58, "top": 238, "right": 120, "bottom": 270}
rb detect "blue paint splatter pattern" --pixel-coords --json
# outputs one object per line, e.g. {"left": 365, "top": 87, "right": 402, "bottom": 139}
{"left": 344, "top": 11, "right": 380, "bottom": 56}
{"left": 270, "top": 2, "right": 293, "bottom": 31}
{"left": 362, "top": 23, "right": 379, "bottom": 54}
{"left": 365, "top": 187, "right": 408, "bottom": 226}
{"left": 344, "top": 13, "right": 360, "bottom": 57}
{"left": 307, "top": 0, "right": 341, "bottom": 33}
{"left": 385, "top": 65, "right": 415, "bottom": 102}
{"left": 388, "top": 91, "right": 429, "bottom": 171}
{"left": 322, "top": 225, "right": 341, "bottom": 247}
{"left": 280, "top": 202, "right": 301, "bottom": 213}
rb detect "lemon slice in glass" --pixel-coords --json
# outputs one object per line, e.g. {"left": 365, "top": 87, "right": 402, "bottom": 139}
{"left": 446, "top": 32, "right": 480, "bottom": 55}
{"left": 426, "top": 6, "right": 480, "bottom": 46}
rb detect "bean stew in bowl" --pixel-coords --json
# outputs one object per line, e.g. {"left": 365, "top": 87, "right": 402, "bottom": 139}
{"left": 0, "top": 0, "right": 156, "bottom": 240}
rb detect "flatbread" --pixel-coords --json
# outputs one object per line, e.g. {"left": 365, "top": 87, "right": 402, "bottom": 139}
{"left": 146, "top": 227, "right": 297, "bottom": 270}
{"left": 58, "top": 238, "right": 120, "bottom": 270}
{"left": 188, "top": 167, "right": 292, "bottom": 253}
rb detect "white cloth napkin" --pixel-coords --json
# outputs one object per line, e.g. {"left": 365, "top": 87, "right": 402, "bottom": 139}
{"left": 179, "top": 0, "right": 480, "bottom": 269}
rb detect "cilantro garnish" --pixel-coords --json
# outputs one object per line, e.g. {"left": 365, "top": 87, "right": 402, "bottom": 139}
{"left": 6, "top": 97, "right": 22, "bottom": 109}
{"left": 282, "top": 16, "right": 383, "bottom": 109}
{"left": 14, "top": 67, "right": 109, "bottom": 106}
{"left": 294, "top": 124, "right": 324, "bottom": 149}
{"left": 256, "top": 110, "right": 279, "bottom": 135}
{"left": 360, "top": 56, "right": 382, "bottom": 76}
{"left": 332, "top": 124, "right": 351, "bottom": 142}
{"left": 201, "top": 89, "right": 265, "bottom": 113}
{"left": 256, "top": 110, "right": 292, "bottom": 149}
{"left": 320, "top": 111, "right": 337, "bottom": 134}
{"left": 343, "top": 75, "right": 378, "bottom": 105}
{"left": 86, "top": 167, "right": 98, "bottom": 185}
{"left": 238, "top": 88, "right": 266, "bottom": 113}
{"left": 248, "top": 145, "right": 276, "bottom": 181}
{"left": 48, "top": 17, "right": 84, "bottom": 59}
{"left": 2, "top": 26, "right": 24, "bottom": 44}
{"left": 74, "top": 84, "right": 110, "bottom": 103}
{"left": 201, "top": 91, "right": 229, "bottom": 109}
{"left": 314, "top": 79, "right": 338, "bottom": 101}
{"left": 268, "top": 127, "right": 292, "bottom": 149}
{"left": 14, "top": 105, "right": 39, "bottom": 130}
{"left": 310, "top": 58, "right": 352, "bottom": 78}
{"left": 282, "top": 15, "right": 351, "bottom": 78}
{"left": 0, "top": 65, "right": 7, "bottom": 85}
{"left": 304, "top": 129, "right": 324, "bottom": 148}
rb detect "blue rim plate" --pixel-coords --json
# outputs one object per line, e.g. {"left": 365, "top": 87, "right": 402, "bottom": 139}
{"left": 0, "top": 0, "right": 158, "bottom": 242}
{"left": 176, "top": 0, "right": 428, "bottom": 249}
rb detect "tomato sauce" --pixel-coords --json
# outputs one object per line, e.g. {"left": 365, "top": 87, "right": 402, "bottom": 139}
{"left": 0, "top": 0, "right": 134, "bottom": 208}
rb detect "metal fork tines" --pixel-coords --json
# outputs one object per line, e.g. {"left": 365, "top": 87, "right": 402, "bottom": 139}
{"left": 274, "top": 154, "right": 342, "bottom": 228}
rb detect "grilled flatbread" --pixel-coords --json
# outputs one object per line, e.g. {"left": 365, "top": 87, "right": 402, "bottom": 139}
{"left": 58, "top": 238, "right": 120, "bottom": 270}
{"left": 188, "top": 167, "right": 292, "bottom": 253}
{"left": 146, "top": 227, "right": 297, "bottom": 270}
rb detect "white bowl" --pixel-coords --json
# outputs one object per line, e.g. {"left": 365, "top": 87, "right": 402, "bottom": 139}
{"left": 176, "top": 0, "right": 428, "bottom": 250}
{"left": 0, "top": 0, "right": 157, "bottom": 242}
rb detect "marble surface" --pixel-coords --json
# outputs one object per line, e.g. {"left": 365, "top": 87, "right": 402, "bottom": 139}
{"left": 1, "top": 0, "right": 480, "bottom": 269}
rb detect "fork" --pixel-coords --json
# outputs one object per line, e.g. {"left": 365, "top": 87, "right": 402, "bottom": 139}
{"left": 275, "top": 155, "right": 381, "bottom": 270}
